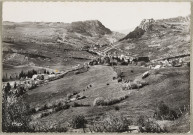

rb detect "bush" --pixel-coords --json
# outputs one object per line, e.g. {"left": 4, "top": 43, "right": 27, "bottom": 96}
{"left": 187, "top": 62, "right": 190, "bottom": 67}
{"left": 31, "top": 121, "right": 67, "bottom": 132}
{"left": 71, "top": 102, "right": 81, "bottom": 107}
{"left": 55, "top": 103, "right": 70, "bottom": 112}
{"left": 114, "top": 106, "right": 120, "bottom": 111}
{"left": 90, "top": 114, "right": 131, "bottom": 132}
{"left": 138, "top": 117, "right": 168, "bottom": 133}
{"left": 2, "top": 97, "right": 33, "bottom": 132}
{"left": 117, "top": 70, "right": 124, "bottom": 79}
{"left": 137, "top": 115, "right": 146, "bottom": 127}
{"left": 151, "top": 69, "right": 160, "bottom": 75}
{"left": 93, "top": 95, "right": 129, "bottom": 106}
{"left": 45, "top": 102, "right": 53, "bottom": 109}
{"left": 73, "top": 91, "right": 78, "bottom": 95}
{"left": 46, "top": 126, "right": 68, "bottom": 132}
{"left": 4, "top": 82, "right": 11, "bottom": 95}
{"left": 67, "top": 93, "right": 73, "bottom": 100}
{"left": 117, "top": 77, "right": 122, "bottom": 82}
{"left": 28, "top": 108, "right": 36, "bottom": 114}
{"left": 154, "top": 101, "right": 178, "bottom": 120}
{"left": 16, "top": 86, "right": 26, "bottom": 97}
{"left": 70, "top": 115, "right": 87, "bottom": 129}
{"left": 93, "top": 97, "right": 105, "bottom": 106}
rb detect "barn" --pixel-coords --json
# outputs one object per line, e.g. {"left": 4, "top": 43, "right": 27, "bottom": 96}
{"left": 137, "top": 57, "right": 150, "bottom": 62}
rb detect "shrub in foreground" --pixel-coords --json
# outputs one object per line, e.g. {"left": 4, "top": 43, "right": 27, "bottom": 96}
{"left": 154, "top": 101, "right": 178, "bottom": 120}
{"left": 69, "top": 115, "right": 87, "bottom": 129}
{"left": 90, "top": 114, "right": 132, "bottom": 133}
{"left": 2, "top": 96, "right": 33, "bottom": 132}
{"left": 93, "top": 95, "right": 129, "bottom": 106}
{"left": 31, "top": 121, "right": 67, "bottom": 132}
{"left": 137, "top": 116, "right": 168, "bottom": 133}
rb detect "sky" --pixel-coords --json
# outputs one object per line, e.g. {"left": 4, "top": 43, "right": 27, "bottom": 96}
{"left": 3, "top": 2, "right": 191, "bottom": 31}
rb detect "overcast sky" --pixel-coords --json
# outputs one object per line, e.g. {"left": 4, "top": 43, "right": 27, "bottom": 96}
{"left": 3, "top": 2, "right": 191, "bottom": 31}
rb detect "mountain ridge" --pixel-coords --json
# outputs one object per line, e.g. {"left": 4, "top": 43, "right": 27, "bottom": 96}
{"left": 108, "top": 16, "right": 190, "bottom": 60}
{"left": 2, "top": 20, "right": 124, "bottom": 68}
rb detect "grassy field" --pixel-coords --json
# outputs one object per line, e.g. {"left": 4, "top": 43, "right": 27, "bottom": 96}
{"left": 3, "top": 42, "right": 97, "bottom": 69}
{"left": 20, "top": 64, "right": 190, "bottom": 133}
{"left": 23, "top": 65, "right": 128, "bottom": 107}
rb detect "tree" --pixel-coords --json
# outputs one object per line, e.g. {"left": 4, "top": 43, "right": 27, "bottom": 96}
{"left": 46, "top": 71, "right": 50, "bottom": 74}
{"left": 19, "top": 70, "right": 25, "bottom": 79}
{"left": 70, "top": 115, "right": 87, "bottom": 132}
{"left": 14, "top": 82, "right": 17, "bottom": 89}
{"left": 154, "top": 101, "right": 172, "bottom": 120}
{"left": 137, "top": 115, "right": 146, "bottom": 127}
{"left": 104, "top": 57, "right": 110, "bottom": 65}
{"left": 44, "top": 69, "right": 47, "bottom": 74}
{"left": 5, "top": 82, "right": 11, "bottom": 95}
{"left": 2, "top": 97, "right": 33, "bottom": 132}
{"left": 158, "top": 101, "right": 170, "bottom": 116}
{"left": 27, "top": 71, "right": 31, "bottom": 78}
{"left": 15, "top": 73, "right": 19, "bottom": 80}
{"left": 32, "top": 69, "right": 37, "bottom": 75}
{"left": 2, "top": 75, "right": 6, "bottom": 82}
{"left": 16, "top": 86, "right": 25, "bottom": 97}
{"left": 117, "top": 70, "right": 124, "bottom": 79}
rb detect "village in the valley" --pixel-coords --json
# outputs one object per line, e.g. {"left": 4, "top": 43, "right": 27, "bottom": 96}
{"left": 3, "top": 41, "right": 190, "bottom": 106}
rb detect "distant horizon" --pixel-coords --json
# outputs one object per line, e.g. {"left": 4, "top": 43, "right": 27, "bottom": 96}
{"left": 3, "top": 2, "right": 191, "bottom": 31}
{"left": 3, "top": 14, "right": 190, "bottom": 33}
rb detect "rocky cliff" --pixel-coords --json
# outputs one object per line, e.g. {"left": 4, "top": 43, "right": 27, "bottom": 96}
{"left": 114, "top": 16, "right": 190, "bottom": 60}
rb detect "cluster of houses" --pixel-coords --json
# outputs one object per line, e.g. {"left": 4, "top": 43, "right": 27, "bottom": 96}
{"left": 88, "top": 51, "right": 150, "bottom": 66}
{"left": 87, "top": 47, "right": 189, "bottom": 70}
{"left": 150, "top": 54, "right": 190, "bottom": 69}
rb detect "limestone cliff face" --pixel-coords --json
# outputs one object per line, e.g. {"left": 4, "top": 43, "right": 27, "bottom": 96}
{"left": 119, "top": 19, "right": 156, "bottom": 41}
{"left": 120, "top": 16, "right": 190, "bottom": 41}
{"left": 138, "top": 19, "right": 156, "bottom": 31}
{"left": 68, "top": 20, "right": 112, "bottom": 37}
{"left": 114, "top": 16, "right": 190, "bottom": 60}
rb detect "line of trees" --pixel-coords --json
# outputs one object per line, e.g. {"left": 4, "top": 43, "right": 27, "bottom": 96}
{"left": 19, "top": 69, "right": 38, "bottom": 79}
{"left": 2, "top": 69, "right": 51, "bottom": 82}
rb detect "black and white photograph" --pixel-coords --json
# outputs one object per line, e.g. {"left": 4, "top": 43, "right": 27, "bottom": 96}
{"left": 1, "top": 2, "right": 191, "bottom": 133}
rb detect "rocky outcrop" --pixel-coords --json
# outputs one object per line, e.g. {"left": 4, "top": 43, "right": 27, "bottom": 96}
{"left": 68, "top": 20, "right": 112, "bottom": 37}
{"left": 119, "top": 27, "right": 145, "bottom": 41}
{"left": 139, "top": 18, "right": 156, "bottom": 31}
{"left": 119, "top": 18, "right": 155, "bottom": 41}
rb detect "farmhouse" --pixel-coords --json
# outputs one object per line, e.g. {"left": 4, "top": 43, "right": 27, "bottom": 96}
{"left": 137, "top": 57, "right": 150, "bottom": 62}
